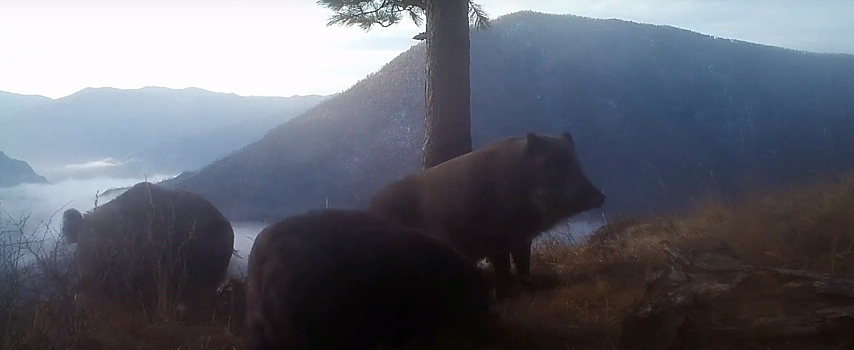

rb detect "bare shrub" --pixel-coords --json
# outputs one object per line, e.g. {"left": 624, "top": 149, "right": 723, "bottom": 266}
{"left": 0, "top": 194, "right": 242, "bottom": 350}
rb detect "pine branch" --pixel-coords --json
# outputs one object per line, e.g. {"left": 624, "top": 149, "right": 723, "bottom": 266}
{"left": 320, "top": 0, "right": 425, "bottom": 31}
{"left": 320, "top": 0, "right": 488, "bottom": 33}
{"left": 468, "top": 1, "right": 490, "bottom": 30}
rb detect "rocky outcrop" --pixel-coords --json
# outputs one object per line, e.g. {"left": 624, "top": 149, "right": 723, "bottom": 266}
{"left": 619, "top": 245, "right": 854, "bottom": 350}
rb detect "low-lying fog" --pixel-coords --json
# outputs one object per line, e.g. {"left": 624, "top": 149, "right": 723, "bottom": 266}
{"left": 228, "top": 221, "right": 268, "bottom": 277}
{"left": 1, "top": 176, "right": 605, "bottom": 286}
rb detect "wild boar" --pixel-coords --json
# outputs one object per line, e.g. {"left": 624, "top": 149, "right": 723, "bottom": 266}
{"left": 368, "top": 132, "right": 605, "bottom": 296}
{"left": 62, "top": 182, "right": 234, "bottom": 302}
{"left": 245, "top": 209, "right": 490, "bottom": 350}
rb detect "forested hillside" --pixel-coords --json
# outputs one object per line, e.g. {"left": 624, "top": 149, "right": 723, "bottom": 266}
{"left": 169, "top": 11, "right": 854, "bottom": 221}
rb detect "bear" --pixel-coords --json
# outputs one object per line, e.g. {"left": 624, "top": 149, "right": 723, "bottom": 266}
{"left": 61, "top": 182, "right": 234, "bottom": 304}
{"left": 245, "top": 209, "right": 491, "bottom": 350}
{"left": 367, "top": 132, "right": 605, "bottom": 297}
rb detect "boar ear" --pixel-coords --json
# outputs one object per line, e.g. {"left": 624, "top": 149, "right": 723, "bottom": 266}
{"left": 525, "top": 133, "right": 546, "bottom": 153}
{"left": 561, "top": 132, "right": 575, "bottom": 147}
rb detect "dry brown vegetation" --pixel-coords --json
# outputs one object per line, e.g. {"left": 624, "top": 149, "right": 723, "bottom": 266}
{"left": 489, "top": 174, "right": 854, "bottom": 349}
{"left": 3, "top": 175, "right": 854, "bottom": 349}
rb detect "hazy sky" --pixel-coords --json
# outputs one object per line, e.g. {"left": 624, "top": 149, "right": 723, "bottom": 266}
{"left": 1, "top": 0, "right": 852, "bottom": 99}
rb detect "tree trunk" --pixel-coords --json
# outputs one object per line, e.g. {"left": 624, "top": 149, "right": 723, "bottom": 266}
{"left": 422, "top": 0, "right": 472, "bottom": 169}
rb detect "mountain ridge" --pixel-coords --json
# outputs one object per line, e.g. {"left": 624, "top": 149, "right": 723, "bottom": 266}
{"left": 0, "top": 151, "right": 49, "bottom": 188}
{"left": 0, "top": 86, "right": 327, "bottom": 178}
{"left": 57, "top": 86, "right": 325, "bottom": 101}
{"left": 167, "top": 11, "right": 854, "bottom": 221}
{"left": 0, "top": 91, "right": 52, "bottom": 121}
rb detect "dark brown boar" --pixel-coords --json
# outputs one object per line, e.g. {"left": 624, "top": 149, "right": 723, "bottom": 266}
{"left": 245, "top": 209, "right": 491, "bottom": 350}
{"left": 367, "top": 132, "right": 605, "bottom": 297}
{"left": 61, "top": 182, "right": 234, "bottom": 303}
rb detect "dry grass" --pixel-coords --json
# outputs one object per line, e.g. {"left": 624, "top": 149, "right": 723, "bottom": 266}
{"left": 458, "top": 174, "right": 854, "bottom": 349}
{"left": 1, "top": 267, "right": 246, "bottom": 350}
{"left": 3, "top": 175, "right": 854, "bottom": 349}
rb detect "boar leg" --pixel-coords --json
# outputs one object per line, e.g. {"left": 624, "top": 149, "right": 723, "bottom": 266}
{"left": 489, "top": 252, "right": 514, "bottom": 299}
{"left": 511, "top": 238, "right": 533, "bottom": 287}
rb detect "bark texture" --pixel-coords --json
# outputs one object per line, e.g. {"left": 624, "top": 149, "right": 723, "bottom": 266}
{"left": 423, "top": 0, "right": 472, "bottom": 169}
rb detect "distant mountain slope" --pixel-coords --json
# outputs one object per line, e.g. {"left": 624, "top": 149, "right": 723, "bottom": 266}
{"left": 0, "top": 151, "right": 49, "bottom": 188}
{"left": 0, "top": 91, "right": 51, "bottom": 121}
{"left": 168, "top": 11, "right": 854, "bottom": 221}
{"left": 0, "top": 87, "right": 325, "bottom": 177}
{"left": 128, "top": 107, "right": 330, "bottom": 175}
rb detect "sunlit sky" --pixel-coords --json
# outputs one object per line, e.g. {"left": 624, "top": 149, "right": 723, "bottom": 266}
{"left": 1, "top": 0, "right": 852, "bottom": 99}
